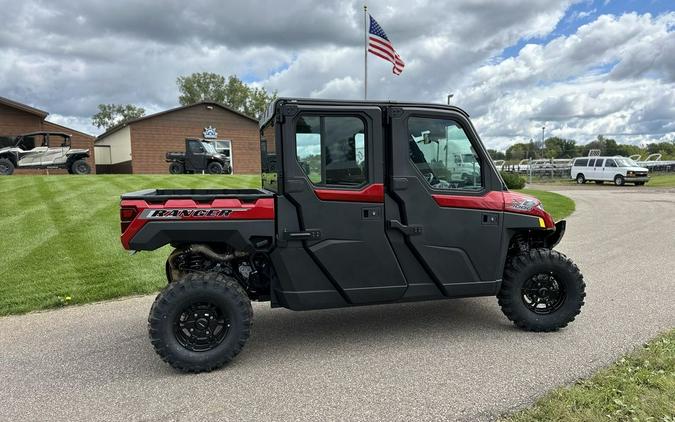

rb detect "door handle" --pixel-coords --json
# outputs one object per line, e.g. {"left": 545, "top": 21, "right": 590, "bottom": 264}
{"left": 388, "top": 219, "right": 423, "bottom": 235}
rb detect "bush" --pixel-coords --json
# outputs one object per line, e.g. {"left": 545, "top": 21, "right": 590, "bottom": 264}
{"left": 501, "top": 171, "right": 526, "bottom": 189}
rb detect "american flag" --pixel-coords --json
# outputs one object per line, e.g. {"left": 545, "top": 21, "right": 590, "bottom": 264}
{"left": 368, "top": 15, "right": 405, "bottom": 75}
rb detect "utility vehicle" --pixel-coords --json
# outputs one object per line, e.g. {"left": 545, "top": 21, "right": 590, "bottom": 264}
{"left": 120, "top": 98, "right": 585, "bottom": 373}
{"left": 0, "top": 131, "right": 91, "bottom": 175}
{"left": 166, "top": 138, "right": 231, "bottom": 175}
{"left": 571, "top": 156, "right": 649, "bottom": 186}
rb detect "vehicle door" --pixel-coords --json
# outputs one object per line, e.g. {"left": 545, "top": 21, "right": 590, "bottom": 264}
{"left": 16, "top": 135, "right": 46, "bottom": 166}
{"left": 279, "top": 104, "right": 407, "bottom": 304}
{"left": 40, "top": 135, "right": 69, "bottom": 166}
{"left": 603, "top": 158, "right": 618, "bottom": 180}
{"left": 386, "top": 107, "right": 504, "bottom": 296}
{"left": 185, "top": 140, "right": 208, "bottom": 171}
{"left": 592, "top": 158, "right": 605, "bottom": 180}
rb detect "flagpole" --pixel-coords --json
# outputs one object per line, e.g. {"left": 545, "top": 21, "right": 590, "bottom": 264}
{"left": 363, "top": 4, "right": 368, "bottom": 100}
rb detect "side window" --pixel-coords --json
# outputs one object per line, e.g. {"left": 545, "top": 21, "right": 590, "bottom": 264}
{"left": 407, "top": 116, "right": 482, "bottom": 190}
{"left": 605, "top": 159, "right": 616, "bottom": 167}
{"left": 595, "top": 159, "right": 604, "bottom": 167}
{"left": 588, "top": 159, "right": 595, "bottom": 167}
{"left": 295, "top": 115, "right": 367, "bottom": 186}
{"left": 18, "top": 136, "right": 36, "bottom": 150}
{"left": 575, "top": 158, "right": 588, "bottom": 166}
{"left": 187, "top": 140, "right": 203, "bottom": 153}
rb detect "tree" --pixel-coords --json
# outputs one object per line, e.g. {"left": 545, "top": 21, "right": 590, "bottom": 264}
{"left": 487, "top": 149, "right": 505, "bottom": 160}
{"left": 92, "top": 104, "right": 145, "bottom": 130}
{"left": 177, "top": 72, "right": 277, "bottom": 119}
{"left": 544, "top": 137, "right": 577, "bottom": 158}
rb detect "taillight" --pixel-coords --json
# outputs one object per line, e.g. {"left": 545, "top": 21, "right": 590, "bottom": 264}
{"left": 120, "top": 207, "right": 138, "bottom": 233}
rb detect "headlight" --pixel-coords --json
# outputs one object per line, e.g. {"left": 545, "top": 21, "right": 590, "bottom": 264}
{"left": 627, "top": 171, "right": 635, "bottom": 176}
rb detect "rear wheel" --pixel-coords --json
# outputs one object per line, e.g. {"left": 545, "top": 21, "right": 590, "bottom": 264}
{"left": 148, "top": 272, "right": 252, "bottom": 373}
{"left": 0, "top": 158, "right": 14, "bottom": 175}
{"left": 575, "top": 173, "right": 586, "bottom": 184}
{"left": 207, "top": 161, "right": 224, "bottom": 174}
{"left": 614, "top": 175, "right": 625, "bottom": 186}
{"left": 169, "top": 162, "right": 184, "bottom": 174}
{"left": 70, "top": 159, "right": 91, "bottom": 175}
{"left": 498, "top": 249, "right": 585, "bottom": 332}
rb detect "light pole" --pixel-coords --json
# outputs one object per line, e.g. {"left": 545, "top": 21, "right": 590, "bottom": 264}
{"left": 447, "top": 94, "right": 454, "bottom": 105}
{"left": 541, "top": 126, "right": 545, "bottom": 144}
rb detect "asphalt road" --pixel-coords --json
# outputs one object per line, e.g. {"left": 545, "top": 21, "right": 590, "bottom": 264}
{"left": 1, "top": 187, "right": 674, "bottom": 421}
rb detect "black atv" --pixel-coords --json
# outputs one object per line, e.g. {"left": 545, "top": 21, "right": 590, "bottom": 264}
{"left": 166, "top": 138, "right": 232, "bottom": 175}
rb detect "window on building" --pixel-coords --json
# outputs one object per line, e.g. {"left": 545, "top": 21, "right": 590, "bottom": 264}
{"left": 295, "top": 115, "right": 367, "bottom": 186}
{"left": 407, "top": 116, "right": 482, "bottom": 190}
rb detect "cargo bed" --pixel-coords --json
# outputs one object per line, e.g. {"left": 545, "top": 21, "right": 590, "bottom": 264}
{"left": 121, "top": 188, "right": 274, "bottom": 203}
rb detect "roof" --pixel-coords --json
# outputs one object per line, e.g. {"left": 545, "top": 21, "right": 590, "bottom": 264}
{"left": 96, "top": 101, "right": 259, "bottom": 142}
{"left": 259, "top": 97, "right": 471, "bottom": 128}
{"left": 0, "top": 96, "right": 49, "bottom": 118}
{"left": 42, "top": 121, "right": 95, "bottom": 139}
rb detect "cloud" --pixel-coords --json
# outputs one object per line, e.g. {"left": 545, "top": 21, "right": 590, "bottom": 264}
{"left": 455, "top": 12, "right": 675, "bottom": 149}
{"left": 0, "top": 0, "right": 673, "bottom": 150}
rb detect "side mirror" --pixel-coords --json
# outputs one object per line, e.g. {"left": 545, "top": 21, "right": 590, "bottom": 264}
{"left": 422, "top": 131, "right": 432, "bottom": 144}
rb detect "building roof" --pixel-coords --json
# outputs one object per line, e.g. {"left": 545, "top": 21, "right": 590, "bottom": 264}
{"left": 42, "top": 120, "right": 95, "bottom": 139}
{"left": 95, "top": 101, "right": 259, "bottom": 142}
{"left": 0, "top": 96, "right": 49, "bottom": 118}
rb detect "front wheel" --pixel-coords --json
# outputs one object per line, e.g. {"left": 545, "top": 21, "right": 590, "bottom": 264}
{"left": 576, "top": 173, "right": 586, "bottom": 184}
{"left": 207, "top": 161, "right": 224, "bottom": 174}
{"left": 614, "top": 175, "right": 625, "bottom": 186}
{"left": 498, "top": 249, "right": 585, "bottom": 332}
{"left": 148, "top": 272, "right": 252, "bottom": 373}
{"left": 70, "top": 159, "right": 91, "bottom": 175}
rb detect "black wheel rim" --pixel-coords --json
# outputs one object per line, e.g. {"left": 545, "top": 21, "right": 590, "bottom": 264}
{"left": 521, "top": 273, "right": 566, "bottom": 314}
{"left": 173, "top": 301, "right": 230, "bottom": 352}
{"left": 0, "top": 164, "right": 9, "bottom": 174}
{"left": 76, "top": 163, "right": 88, "bottom": 173}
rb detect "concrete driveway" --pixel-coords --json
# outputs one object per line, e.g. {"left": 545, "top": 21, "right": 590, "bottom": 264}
{"left": 1, "top": 187, "right": 674, "bottom": 421}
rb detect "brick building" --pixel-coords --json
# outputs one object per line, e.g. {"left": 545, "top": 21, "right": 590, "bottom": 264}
{"left": 95, "top": 102, "right": 261, "bottom": 174}
{"left": 0, "top": 96, "right": 96, "bottom": 173}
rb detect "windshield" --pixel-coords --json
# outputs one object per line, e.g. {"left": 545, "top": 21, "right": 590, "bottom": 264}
{"left": 202, "top": 142, "right": 217, "bottom": 154}
{"left": 614, "top": 158, "right": 637, "bottom": 167}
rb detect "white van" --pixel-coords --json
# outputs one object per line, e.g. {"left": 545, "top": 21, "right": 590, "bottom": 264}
{"left": 570, "top": 156, "right": 649, "bottom": 186}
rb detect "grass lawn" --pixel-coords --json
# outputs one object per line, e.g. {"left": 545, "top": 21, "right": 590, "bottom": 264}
{"left": 503, "top": 329, "right": 675, "bottom": 422}
{"left": 518, "top": 189, "right": 576, "bottom": 221}
{"left": 646, "top": 173, "right": 675, "bottom": 188}
{"left": 0, "top": 174, "right": 259, "bottom": 316}
{"left": 0, "top": 175, "right": 575, "bottom": 316}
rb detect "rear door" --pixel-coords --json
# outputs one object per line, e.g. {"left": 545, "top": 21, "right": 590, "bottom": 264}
{"left": 386, "top": 107, "right": 504, "bottom": 297}
{"left": 40, "top": 135, "right": 68, "bottom": 166}
{"left": 279, "top": 103, "right": 407, "bottom": 304}
{"left": 592, "top": 158, "right": 604, "bottom": 180}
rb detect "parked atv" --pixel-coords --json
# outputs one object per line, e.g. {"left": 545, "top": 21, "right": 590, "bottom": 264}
{"left": 120, "top": 98, "right": 585, "bottom": 373}
{"left": 166, "top": 138, "right": 232, "bottom": 175}
{"left": 0, "top": 132, "right": 91, "bottom": 175}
